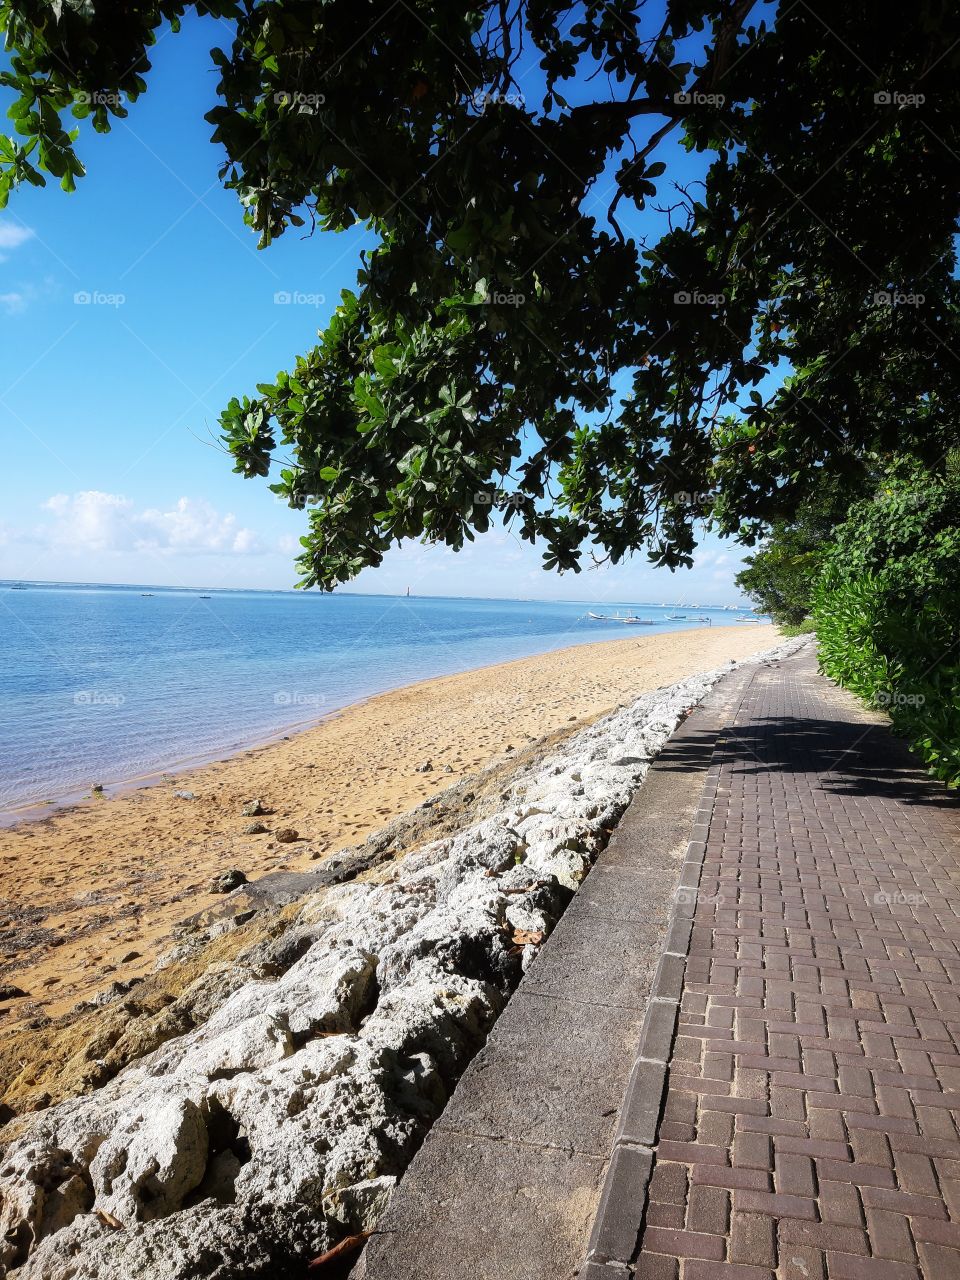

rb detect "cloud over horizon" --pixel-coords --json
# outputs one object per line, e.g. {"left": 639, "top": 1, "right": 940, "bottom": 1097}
{"left": 41, "top": 491, "right": 262, "bottom": 557}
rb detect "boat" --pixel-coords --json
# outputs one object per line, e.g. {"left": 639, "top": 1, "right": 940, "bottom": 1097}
{"left": 140, "top": 592, "right": 154, "bottom": 597}
{"left": 667, "top": 613, "right": 687, "bottom": 620}
{"left": 9, "top": 582, "right": 27, "bottom": 590}
{"left": 693, "top": 615, "right": 711, "bottom": 622}
{"left": 199, "top": 594, "right": 211, "bottom": 599}
{"left": 588, "top": 611, "right": 612, "bottom": 620}
{"left": 620, "top": 616, "right": 656, "bottom": 624}
{"left": 736, "top": 614, "right": 761, "bottom": 622}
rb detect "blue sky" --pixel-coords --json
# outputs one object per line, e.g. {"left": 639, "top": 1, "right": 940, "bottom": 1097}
{"left": 0, "top": 12, "right": 753, "bottom": 605}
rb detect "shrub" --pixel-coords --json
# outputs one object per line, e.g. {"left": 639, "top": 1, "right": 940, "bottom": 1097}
{"left": 814, "top": 468, "right": 960, "bottom": 786}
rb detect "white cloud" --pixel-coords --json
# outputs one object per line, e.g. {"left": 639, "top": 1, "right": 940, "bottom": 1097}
{"left": 42, "top": 491, "right": 262, "bottom": 557}
{"left": 0, "top": 222, "right": 34, "bottom": 252}
{"left": 0, "top": 291, "right": 26, "bottom": 315}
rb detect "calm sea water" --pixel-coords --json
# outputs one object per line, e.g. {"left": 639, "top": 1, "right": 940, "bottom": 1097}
{"left": 0, "top": 583, "right": 758, "bottom": 813}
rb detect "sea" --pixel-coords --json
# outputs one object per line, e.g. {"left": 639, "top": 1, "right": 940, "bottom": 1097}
{"left": 0, "top": 582, "right": 760, "bottom": 815}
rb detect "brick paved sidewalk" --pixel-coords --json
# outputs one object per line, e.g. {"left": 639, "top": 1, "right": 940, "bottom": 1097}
{"left": 589, "top": 646, "right": 960, "bottom": 1280}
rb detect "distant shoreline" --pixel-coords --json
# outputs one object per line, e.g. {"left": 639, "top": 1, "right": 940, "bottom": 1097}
{"left": 0, "top": 578, "right": 753, "bottom": 609}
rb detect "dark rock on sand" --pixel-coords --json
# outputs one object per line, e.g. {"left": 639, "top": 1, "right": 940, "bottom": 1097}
{"left": 274, "top": 828, "right": 298, "bottom": 844}
{"left": 0, "top": 984, "right": 28, "bottom": 1000}
{"left": 244, "top": 821, "right": 269, "bottom": 835}
{"left": 208, "top": 869, "right": 247, "bottom": 894}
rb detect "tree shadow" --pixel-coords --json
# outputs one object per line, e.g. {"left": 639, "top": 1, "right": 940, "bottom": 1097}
{"left": 715, "top": 714, "right": 960, "bottom": 810}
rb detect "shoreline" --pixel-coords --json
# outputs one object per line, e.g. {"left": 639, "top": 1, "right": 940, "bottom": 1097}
{"left": 0, "top": 625, "right": 780, "bottom": 1030}
{"left": 0, "top": 623, "right": 755, "bottom": 827}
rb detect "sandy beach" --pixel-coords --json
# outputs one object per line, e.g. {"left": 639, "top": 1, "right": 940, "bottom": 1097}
{"left": 0, "top": 625, "right": 778, "bottom": 1035}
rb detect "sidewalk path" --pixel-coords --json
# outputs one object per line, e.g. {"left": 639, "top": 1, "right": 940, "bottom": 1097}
{"left": 585, "top": 646, "right": 960, "bottom": 1280}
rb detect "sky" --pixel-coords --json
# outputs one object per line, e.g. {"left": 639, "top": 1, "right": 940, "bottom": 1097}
{"left": 0, "top": 12, "right": 753, "bottom": 606}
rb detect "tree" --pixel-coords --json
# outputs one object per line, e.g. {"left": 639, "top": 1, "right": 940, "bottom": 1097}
{"left": 734, "top": 471, "right": 875, "bottom": 625}
{"left": 4, "top": 1, "right": 960, "bottom": 586}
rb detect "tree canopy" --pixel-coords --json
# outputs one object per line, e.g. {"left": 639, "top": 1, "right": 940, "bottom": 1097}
{"left": 4, "top": 0, "right": 960, "bottom": 587}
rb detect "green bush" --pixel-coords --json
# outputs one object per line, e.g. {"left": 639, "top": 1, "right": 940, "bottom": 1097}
{"left": 814, "top": 468, "right": 960, "bottom": 786}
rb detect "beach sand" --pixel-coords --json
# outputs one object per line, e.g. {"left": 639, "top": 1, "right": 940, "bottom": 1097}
{"left": 0, "top": 625, "right": 778, "bottom": 1031}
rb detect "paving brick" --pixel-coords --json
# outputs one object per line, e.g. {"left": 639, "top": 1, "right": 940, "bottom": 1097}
{"left": 686, "top": 1185, "right": 730, "bottom": 1237}
{"left": 774, "top": 1154, "right": 815, "bottom": 1197}
{"left": 816, "top": 1181, "right": 864, "bottom": 1228}
{"left": 633, "top": 1253, "right": 680, "bottom": 1280}
{"left": 864, "top": 1207, "right": 916, "bottom": 1263}
{"left": 730, "top": 1212, "right": 776, "bottom": 1266}
{"left": 776, "top": 1245, "right": 826, "bottom": 1280}
{"left": 616, "top": 651, "right": 960, "bottom": 1280}
{"left": 824, "top": 1252, "right": 920, "bottom": 1280}
{"left": 733, "top": 1131, "right": 773, "bottom": 1170}
{"left": 642, "top": 1227, "right": 725, "bottom": 1260}
{"left": 777, "top": 1221, "right": 868, "bottom": 1254}
{"left": 685, "top": 1264, "right": 775, "bottom": 1280}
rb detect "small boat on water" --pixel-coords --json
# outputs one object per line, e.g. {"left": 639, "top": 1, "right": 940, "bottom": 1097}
{"left": 736, "top": 614, "right": 761, "bottom": 622}
{"left": 140, "top": 592, "right": 155, "bottom": 597}
{"left": 620, "top": 616, "right": 656, "bottom": 625}
{"left": 693, "top": 615, "right": 711, "bottom": 622}
{"left": 667, "top": 613, "right": 687, "bottom": 620}
{"left": 9, "top": 582, "right": 27, "bottom": 590}
{"left": 199, "top": 594, "right": 211, "bottom": 599}
{"left": 588, "top": 611, "right": 612, "bottom": 620}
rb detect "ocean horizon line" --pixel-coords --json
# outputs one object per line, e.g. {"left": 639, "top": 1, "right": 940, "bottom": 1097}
{"left": 0, "top": 576, "right": 754, "bottom": 611}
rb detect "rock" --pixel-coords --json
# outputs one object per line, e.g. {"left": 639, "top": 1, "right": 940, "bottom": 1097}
{"left": 415, "top": 760, "right": 433, "bottom": 773}
{"left": 91, "top": 783, "right": 104, "bottom": 794}
{"left": 90, "top": 1090, "right": 208, "bottom": 1224}
{"left": 442, "top": 764, "right": 453, "bottom": 773}
{"left": 120, "top": 951, "right": 141, "bottom": 964}
{"left": 274, "top": 828, "right": 299, "bottom": 844}
{"left": 242, "top": 800, "right": 266, "bottom": 817}
{"left": 504, "top": 744, "right": 515, "bottom": 752}
{"left": 208, "top": 869, "right": 247, "bottom": 895}
{"left": 244, "top": 821, "right": 268, "bottom": 835}
{"left": 173, "top": 790, "right": 196, "bottom": 801}
{"left": 0, "top": 983, "right": 28, "bottom": 1000}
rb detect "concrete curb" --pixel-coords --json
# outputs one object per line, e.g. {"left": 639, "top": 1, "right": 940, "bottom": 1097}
{"left": 578, "top": 662, "right": 759, "bottom": 1276}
